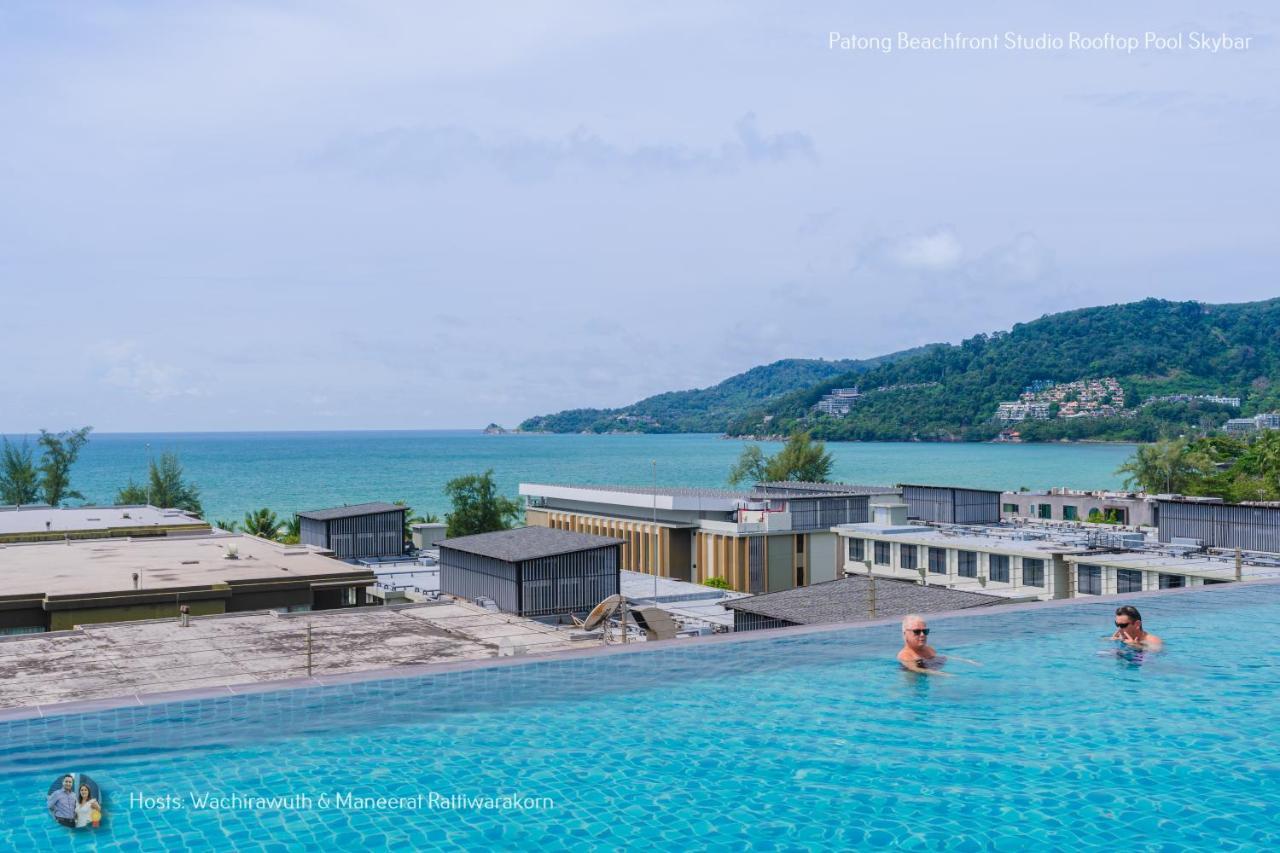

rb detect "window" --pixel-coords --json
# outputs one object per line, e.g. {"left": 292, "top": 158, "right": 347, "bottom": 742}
{"left": 874, "top": 541, "right": 891, "bottom": 566}
{"left": 989, "top": 554, "right": 1010, "bottom": 583}
{"left": 1022, "top": 558, "right": 1045, "bottom": 588}
{"left": 848, "top": 538, "right": 865, "bottom": 561}
{"left": 957, "top": 551, "right": 977, "bottom": 578}
{"left": 796, "top": 535, "right": 805, "bottom": 554}
{"left": 1158, "top": 573, "right": 1186, "bottom": 589}
{"left": 1063, "top": 505, "right": 1078, "bottom": 521}
{"left": 928, "top": 547, "right": 947, "bottom": 574}
{"left": 1002, "top": 503, "right": 1020, "bottom": 513}
{"left": 1038, "top": 504, "right": 1053, "bottom": 520}
{"left": 1078, "top": 565, "right": 1102, "bottom": 595}
{"left": 1117, "top": 569, "right": 1143, "bottom": 593}
{"left": 900, "top": 545, "right": 917, "bottom": 571}
{"left": 342, "top": 587, "right": 357, "bottom": 606}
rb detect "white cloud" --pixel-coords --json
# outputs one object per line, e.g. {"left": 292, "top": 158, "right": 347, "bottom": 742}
{"left": 885, "top": 227, "right": 965, "bottom": 272}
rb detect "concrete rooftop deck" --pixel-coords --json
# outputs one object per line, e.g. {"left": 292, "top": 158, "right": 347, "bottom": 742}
{"left": 0, "top": 601, "right": 581, "bottom": 712}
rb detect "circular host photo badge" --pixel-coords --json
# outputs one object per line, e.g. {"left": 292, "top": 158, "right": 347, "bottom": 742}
{"left": 46, "top": 773, "right": 104, "bottom": 830}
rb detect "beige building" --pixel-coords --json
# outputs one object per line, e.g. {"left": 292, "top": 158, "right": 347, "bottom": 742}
{"left": 0, "top": 533, "right": 374, "bottom": 634}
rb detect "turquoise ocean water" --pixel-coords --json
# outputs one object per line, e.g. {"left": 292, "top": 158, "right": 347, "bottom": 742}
{"left": 12, "top": 431, "right": 1138, "bottom": 524}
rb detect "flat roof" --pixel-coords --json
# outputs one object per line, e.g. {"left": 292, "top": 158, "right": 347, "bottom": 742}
{"left": 0, "top": 504, "right": 207, "bottom": 536}
{"left": 439, "top": 526, "right": 624, "bottom": 563}
{"left": 726, "top": 575, "right": 1001, "bottom": 624}
{"left": 836, "top": 523, "right": 1095, "bottom": 557}
{"left": 1066, "top": 551, "right": 1280, "bottom": 581}
{"left": 297, "top": 502, "right": 406, "bottom": 521}
{"left": 0, "top": 533, "right": 372, "bottom": 600}
{"left": 754, "top": 482, "right": 896, "bottom": 496}
{"left": 0, "top": 600, "right": 581, "bottom": 711}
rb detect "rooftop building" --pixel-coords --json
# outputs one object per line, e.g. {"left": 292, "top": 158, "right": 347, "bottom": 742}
{"left": 298, "top": 502, "right": 406, "bottom": 560}
{"left": 521, "top": 481, "right": 898, "bottom": 594}
{"left": 0, "top": 504, "right": 209, "bottom": 544}
{"left": 725, "top": 574, "right": 1002, "bottom": 631}
{"left": 0, "top": 533, "right": 374, "bottom": 634}
{"left": 438, "top": 526, "right": 624, "bottom": 617}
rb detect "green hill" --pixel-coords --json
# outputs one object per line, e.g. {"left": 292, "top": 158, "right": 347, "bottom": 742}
{"left": 519, "top": 350, "right": 930, "bottom": 434}
{"left": 728, "top": 298, "right": 1280, "bottom": 442}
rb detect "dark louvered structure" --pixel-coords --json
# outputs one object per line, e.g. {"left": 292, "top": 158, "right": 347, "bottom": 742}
{"left": 298, "top": 502, "right": 406, "bottom": 560}
{"left": 439, "top": 526, "right": 623, "bottom": 617}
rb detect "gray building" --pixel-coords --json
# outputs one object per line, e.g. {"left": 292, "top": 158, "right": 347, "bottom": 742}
{"left": 298, "top": 502, "right": 406, "bottom": 560}
{"left": 1156, "top": 498, "right": 1280, "bottom": 553}
{"left": 900, "top": 485, "right": 1002, "bottom": 524}
{"left": 1000, "top": 489, "right": 1158, "bottom": 526}
{"left": 438, "top": 526, "right": 623, "bottom": 617}
{"left": 726, "top": 575, "right": 1002, "bottom": 631}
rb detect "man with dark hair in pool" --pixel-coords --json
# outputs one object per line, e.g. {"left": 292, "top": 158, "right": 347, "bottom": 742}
{"left": 1112, "top": 605, "right": 1162, "bottom": 651}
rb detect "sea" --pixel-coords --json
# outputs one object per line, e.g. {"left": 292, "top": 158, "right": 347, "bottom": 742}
{"left": 11, "top": 431, "right": 1138, "bottom": 526}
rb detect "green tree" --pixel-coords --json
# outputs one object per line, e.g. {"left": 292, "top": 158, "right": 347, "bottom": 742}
{"left": 278, "top": 514, "right": 301, "bottom": 544}
{"left": 242, "top": 507, "right": 282, "bottom": 539}
{"left": 394, "top": 499, "right": 426, "bottom": 546}
{"left": 1115, "top": 438, "right": 1212, "bottom": 494}
{"left": 0, "top": 437, "right": 40, "bottom": 505}
{"left": 214, "top": 519, "right": 240, "bottom": 532}
{"left": 728, "top": 432, "right": 834, "bottom": 486}
{"left": 443, "top": 470, "right": 521, "bottom": 538}
{"left": 115, "top": 452, "right": 203, "bottom": 516}
{"left": 36, "top": 427, "right": 92, "bottom": 506}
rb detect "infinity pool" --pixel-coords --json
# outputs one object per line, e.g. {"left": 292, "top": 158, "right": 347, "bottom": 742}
{"left": 3, "top": 584, "right": 1279, "bottom": 850}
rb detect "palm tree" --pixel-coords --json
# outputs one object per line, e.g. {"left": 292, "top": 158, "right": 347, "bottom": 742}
{"left": 213, "top": 519, "right": 239, "bottom": 532}
{"left": 277, "top": 514, "right": 301, "bottom": 544}
{"left": 242, "top": 508, "right": 281, "bottom": 539}
{"left": 1115, "top": 438, "right": 1210, "bottom": 494}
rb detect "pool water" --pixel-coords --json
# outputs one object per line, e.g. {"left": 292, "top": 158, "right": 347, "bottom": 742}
{"left": 3, "top": 585, "right": 1279, "bottom": 850}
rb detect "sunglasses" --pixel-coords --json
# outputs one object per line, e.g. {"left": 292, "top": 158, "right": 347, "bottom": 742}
{"left": 1115, "top": 621, "right": 1133, "bottom": 628}
{"left": 906, "top": 628, "right": 930, "bottom": 636}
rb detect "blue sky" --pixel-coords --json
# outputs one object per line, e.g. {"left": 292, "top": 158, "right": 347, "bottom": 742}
{"left": 1, "top": 1, "right": 1276, "bottom": 431}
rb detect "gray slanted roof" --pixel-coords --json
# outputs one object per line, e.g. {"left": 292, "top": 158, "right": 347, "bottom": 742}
{"left": 725, "top": 575, "right": 1002, "bottom": 625}
{"left": 438, "top": 526, "right": 624, "bottom": 563}
{"left": 297, "top": 502, "right": 406, "bottom": 521}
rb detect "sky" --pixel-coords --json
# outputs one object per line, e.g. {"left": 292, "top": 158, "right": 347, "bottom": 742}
{"left": 1, "top": 1, "right": 1277, "bottom": 432}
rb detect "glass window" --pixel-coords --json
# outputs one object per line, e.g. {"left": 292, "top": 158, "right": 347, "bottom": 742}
{"left": 928, "top": 547, "right": 947, "bottom": 574}
{"left": 1002, "top": 503, "right": 1019, "bottom": 513}
{"left": 989, "top": 554, "right": 1010, "bottom": 583}
{"left": 1158, "top": 573, "right": 1185, "bottom": 589}
{"left": 1078, "top": 565, "right": 1102, "bottom": 595}
{"left": 1038, "top": 504, "right": 1053, "bottom": 519}
{"left": 957, "top": 551, "right": 977, "bottom": 578}
{"left": 1022, "top": 558, "right": 1045, "bottom": 587}
{"left": 796, "top": 535, "right": 805, "bottom": 554}
{"left": 1117, "top": 569, "right": 1143, "bottom": 593}
{"left": 874, "top": 541, "right": 891, "bottom": 566}
{"left": 1063, "top": 505, "right": 1078, "bottom": 521}
{"left": 900, "top": 545, "right": 917, "bottom": 571}
{"left": 848, "top": 538, "right": 865, "bottom": 561}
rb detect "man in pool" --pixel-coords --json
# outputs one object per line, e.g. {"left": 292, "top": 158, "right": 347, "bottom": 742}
{"left": 1111, "top": 605, "right": 1162, "bottom": 651}
{"left": 897, "top": 614, "right": 950, "bottom": 675}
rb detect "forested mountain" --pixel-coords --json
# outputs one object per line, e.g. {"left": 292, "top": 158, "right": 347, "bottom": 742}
{"left": 729, "top": 298, "right": 1280, "bottom": 442}
{"left": 519, "top": 350, "right": 930, "bottom": 433}
{"left": 521, "top": 299, "right": 1280, "bottom": 442}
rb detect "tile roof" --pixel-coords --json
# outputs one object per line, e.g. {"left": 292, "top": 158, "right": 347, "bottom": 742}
{"left": 725, "top": 575, "right": 1002, "bottom": 625}
{"left": 297, "top": 502, "right": 406, "bottom": 521}
{"left": 438, "top": 526, "right": 624, "bottom": 562}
